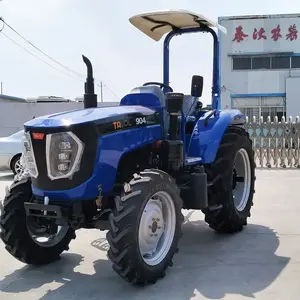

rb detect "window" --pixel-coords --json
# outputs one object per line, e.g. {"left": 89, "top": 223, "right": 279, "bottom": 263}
{"left": 237, "top": 107, "right": 260, "bottom": 121}
{"left": 271, "top": 56, "right": 290, "bottom": 69}
{"left": 276, "top": 111, "right": 286, "bottom": 121}
{"left": 261, "top": 106, "right": 286, "bottom": 122}
{"left": 252, "top": 57, "right": 271, "bottom": 69}
{"left": 291, "top": 56, "right": 300, "bottom": 68}
{"left": 232, "top": 57, "right": 251, "bottom": 70}
{"left": 9, "top": 130, "right": 24, "bottom": 139}
{"left": 231, "top": 55, "right": 299, "bottom": 71}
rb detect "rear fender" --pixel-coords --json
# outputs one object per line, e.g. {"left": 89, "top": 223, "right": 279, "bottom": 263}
{"left": 188, "top": 109, "right": 246, "bottom": 164}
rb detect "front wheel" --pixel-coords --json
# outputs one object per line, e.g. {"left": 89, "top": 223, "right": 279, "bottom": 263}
{"left": 106, "top": 169, "right": 184, "bottom": 285}
{"left": 11, "top": 155, "right": 23, "bottom": 175}
{"left": 0, "top": 178, "right": 76, "bottom": 265}
{"left": 204, "top": 126, "right": 256, "bottom": 233}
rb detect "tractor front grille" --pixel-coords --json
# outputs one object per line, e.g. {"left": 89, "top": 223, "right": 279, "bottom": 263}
{"left": 26, "top": 122, "right": 98, "bottom": 191}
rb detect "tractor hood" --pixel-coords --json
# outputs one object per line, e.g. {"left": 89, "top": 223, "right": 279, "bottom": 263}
{"left": 22, "top": 104, "right": 162, "bottom": 193}
{"left": 24, "top": 105, "right": 159, "bottom": 129}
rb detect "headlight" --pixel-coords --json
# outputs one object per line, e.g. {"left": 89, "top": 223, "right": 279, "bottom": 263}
{"left": 46, "top": 132, "right": 84, "bottom": 180}
{"left": 22, "top": 132, "right": 39, "bottom": 178}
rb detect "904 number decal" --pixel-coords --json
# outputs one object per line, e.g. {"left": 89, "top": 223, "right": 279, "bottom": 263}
{"left": 136, "top": 117, "right": 147, "bottom": 125}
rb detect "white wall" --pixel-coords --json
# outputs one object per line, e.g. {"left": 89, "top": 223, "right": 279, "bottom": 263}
{"left": 286, "top": 77, "right": 300, "bottom": 119}
{"left": 219, "top": 14, "right": 300, "bottom": 110}
{"left": 0, "top": 101, "right": 119, "bottom": 137}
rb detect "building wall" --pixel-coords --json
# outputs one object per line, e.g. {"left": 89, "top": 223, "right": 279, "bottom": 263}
{"left": 219, "top": 14, "right": 300, "bottom": 119}
{"left": 0, "top": 101, "right": 119, "bottom": 137}
{"left": 286, "top": 77, "right": 300, "bottom": 118}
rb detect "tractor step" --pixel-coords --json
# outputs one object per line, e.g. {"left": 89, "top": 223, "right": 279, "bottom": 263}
{"left": 185, "top": 157, "right": 202, "bottom": 165}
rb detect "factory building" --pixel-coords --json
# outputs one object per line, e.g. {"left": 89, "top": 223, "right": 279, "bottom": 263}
{"left": 0, "top": 94, "right": 119, "bottom": 137}
{"left": 219, "top": 13, "right": 300, "bottom": 121}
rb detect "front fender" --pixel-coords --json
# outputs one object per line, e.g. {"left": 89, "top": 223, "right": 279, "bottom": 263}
{"left": 188, "top": 109, "right": 245, "bottom": 164}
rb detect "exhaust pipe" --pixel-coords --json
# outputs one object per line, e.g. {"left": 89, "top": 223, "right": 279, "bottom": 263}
{"left": 82, "top": 55, "right": 97, "bottom": 108}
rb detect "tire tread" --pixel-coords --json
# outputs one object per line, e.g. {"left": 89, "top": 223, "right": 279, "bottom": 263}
{"left": 0, "top": 178, "right": 76, "bottom": 265}
{"left": 106, "top": 169, "right": 183, "bottom": 285}
{"left": 204, "top": 126, "right": 256, "bottom": 233}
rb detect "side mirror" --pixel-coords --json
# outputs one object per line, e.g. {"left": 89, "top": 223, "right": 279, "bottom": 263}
{"left": 191, "top": 75, "right": 203, "bottom": 98}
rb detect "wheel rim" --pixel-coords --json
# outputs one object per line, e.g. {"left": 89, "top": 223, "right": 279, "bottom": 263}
{"left": 232, "top": 148, "right": 251, "bottom": 212}
{"left": 138, "top": 191, "right": 176, "bottom": 266}
{"left": 27, "top": 217, "right": 69, "bottom": 247}
{"left": 14, "top": 159, "right": 23, "bottom": 175}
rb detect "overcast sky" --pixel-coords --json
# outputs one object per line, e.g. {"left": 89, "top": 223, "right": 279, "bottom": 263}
{"left": 0, "top": 0, "right": 298, "bottom": 104}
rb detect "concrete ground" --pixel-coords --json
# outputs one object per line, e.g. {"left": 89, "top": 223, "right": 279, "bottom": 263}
{"left": 0, "top": 170, "right": 299, "bottom": 300}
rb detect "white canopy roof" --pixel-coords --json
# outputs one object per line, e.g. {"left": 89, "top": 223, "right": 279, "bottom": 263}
{"left": 129, "top": 9, "right": 227, "bottom": 41}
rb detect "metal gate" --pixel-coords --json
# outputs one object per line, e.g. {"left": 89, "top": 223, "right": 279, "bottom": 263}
{"left": 245, "top": 116, "right": 300, "bottom": 168}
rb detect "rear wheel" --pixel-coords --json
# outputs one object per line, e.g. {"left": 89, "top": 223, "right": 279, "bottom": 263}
{"left": 204, "top": 126, "right": 256, "bottom": 233}
{"left": 106, "top": 169, "right": 184, "bottom": 285}
{"left": 0, "top": 178, "right": 76, "bottom": 265}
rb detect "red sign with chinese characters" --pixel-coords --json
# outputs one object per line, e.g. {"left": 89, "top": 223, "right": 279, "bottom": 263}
{"left": 232, "top": 24, "right": 298, "bottom": 42}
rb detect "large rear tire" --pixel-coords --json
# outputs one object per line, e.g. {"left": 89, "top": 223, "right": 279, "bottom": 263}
{"left": 204, "top": 126, "right": 256, "bottom": 233}
{"left": 106, "top": 169, "right": 184, "bottom": 285}
{"left": 0, "top": 178, "right": 76, "bottom": 265}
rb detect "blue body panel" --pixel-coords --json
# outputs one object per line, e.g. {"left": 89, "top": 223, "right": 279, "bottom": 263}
{"left": 120, "top": 93, "right": 161, "bottom": 108}
{"left": 24, "top": 105, "right": 157, "bottom": 128}
{"left": 120, "top": 92, "right": 166, "bottom": 137}
{"left": 32, "top": 125, "right": 162, "bottom": 200}
{"left": 188, "top": 109, "right": 245, "bottom": 164}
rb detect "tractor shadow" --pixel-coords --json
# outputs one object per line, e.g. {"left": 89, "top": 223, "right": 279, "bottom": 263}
{"left": 0, "top": 212, "right": 290, "bottom": 300}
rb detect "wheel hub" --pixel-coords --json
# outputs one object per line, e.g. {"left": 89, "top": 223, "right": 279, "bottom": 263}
{"left": 139, "top": 199, "right": 165, "bottom": 256}
{"left": 232, "top": 168, "right": 238, "bottom": 189}
{"left": 232, "top": 148, "right": 251, "bottom": 212}
{"left": 151, "top": 220, "right": 158, "bottom": 233}
{"left": 138, "top": 191, "right": 176, "bottom": 266}
{"left": 14, "top": 159, "right": 23, "bottom": 174}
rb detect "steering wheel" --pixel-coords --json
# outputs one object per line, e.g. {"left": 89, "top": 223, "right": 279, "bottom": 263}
{"left": 143, "top": 82, "right": 173, "bottom": 92}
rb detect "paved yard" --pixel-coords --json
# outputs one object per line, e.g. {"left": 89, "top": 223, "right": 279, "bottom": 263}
{"left": 0, "top": 170, "right": 299, "bottom": 300}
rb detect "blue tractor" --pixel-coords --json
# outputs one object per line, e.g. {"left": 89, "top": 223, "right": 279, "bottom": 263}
{"left": 0, "top": 10, "right": 255, "bottom": 285}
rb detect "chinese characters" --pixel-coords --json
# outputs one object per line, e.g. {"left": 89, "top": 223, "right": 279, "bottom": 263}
{"left": 253, "top": 27, "right": 267, "bottom": 40}
{"left": 232, "top": 24, "right": 298, "bottom": 42}
{"left": 286, "top": 24, "right": 298, "bottom": 41}
{"left": 233, "top": 25, "right": 248, "bottom": 42}
{"left": 271, "top": 25, "right": 282, "bottom": 41}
